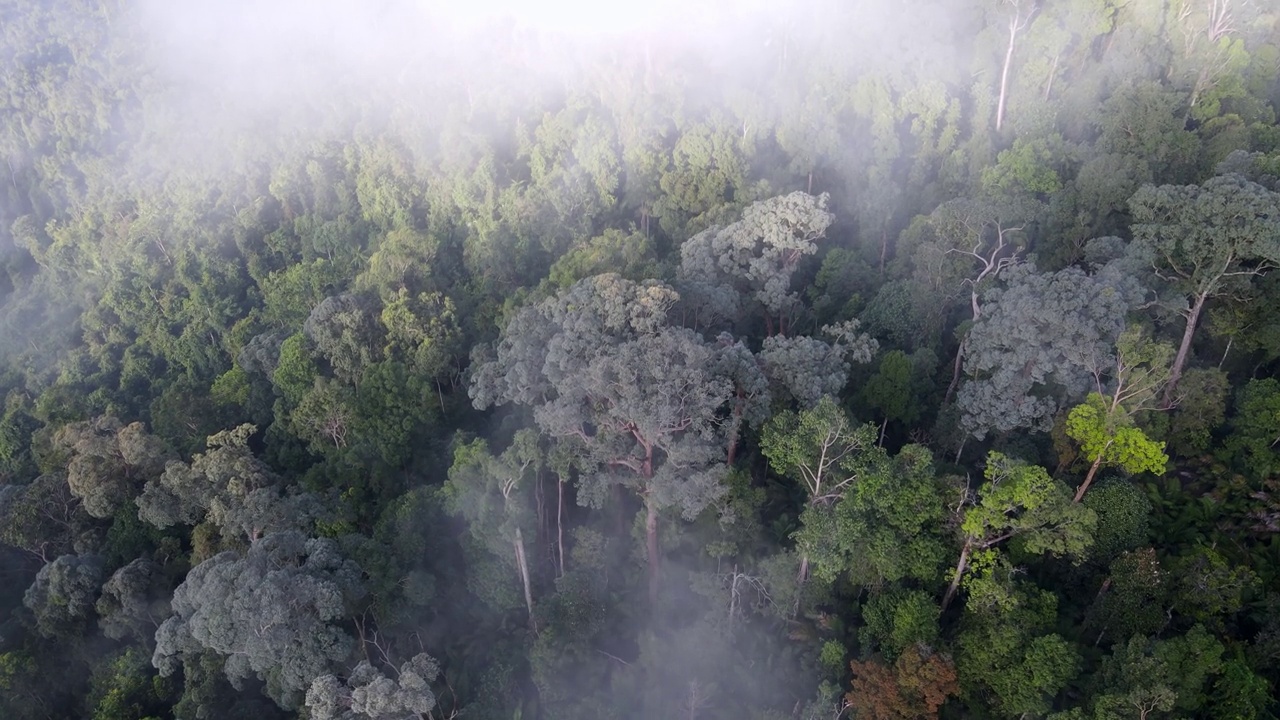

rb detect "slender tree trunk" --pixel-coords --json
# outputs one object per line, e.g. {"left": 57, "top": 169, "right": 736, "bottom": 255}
{"left": 1044, "top": 52, "right": 1059, "bottom": 100}
{"left": 1164, "top": 292, "right": 1208, "bottom": 407}
{"left": 792, "top": 553, "right": 810, "bottom": 616}
{"left": 514, "top": 529, "right": 536, "bottom": 631}
{"left": 557, "top": 478, "right": 565, "bottom": 577}
{"left": 941, "top": 540, "right": 973, "bottom": 612}
{"left": 1073, "top": 452, "right": 1106, "bottom": 503}
{"left": 646, "top": 494, "right": 661, "bottom": 605}
{"left": 945, "top": 338, "right": 967, "bottom": 404}
{"left": 996, "top": 13, "right": 1021, "bottom": 132}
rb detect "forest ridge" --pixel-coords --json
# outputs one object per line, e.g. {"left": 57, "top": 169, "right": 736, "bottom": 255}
{"left": 1, "top": 0, "right": 1280, "bottom": 718}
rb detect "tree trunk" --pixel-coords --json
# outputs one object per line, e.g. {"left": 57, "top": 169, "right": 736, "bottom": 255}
{"left": 792, "top": 553, "right": 810, "bottom": 616}
{"left": 1163, "top": 292, "right": 1208, "bottom": 407}
{"left": 557, "top": 478, "right": 565, "bottom": 577}
{"left": 514, "top": 528, "right": 536, "bottom": 631}
{"left": 1044, "top": 52, "right": 1059, "bottom": 100}
{"left": 945, "top": 338, "right": 967, "bottom": 404}
{"left": 646, "top": 495, "right": 661, "bottom": 605}
{"left": 995, "top": 13, "right": 1021, "bottom": 132}
{"left": 941, "top": 540, "right": 973, "bottom": 612}
{"left": 1073, "top": 452, "right": 1106, "bottom": 503}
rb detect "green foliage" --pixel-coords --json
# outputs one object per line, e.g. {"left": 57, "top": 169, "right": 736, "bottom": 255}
{"left": 859, "top": 589, "right": 941, "bottom": 661}
{"left": 1, "top": 2, "right": 1279, "bottom": 718}
{"left": 1067, "top": 393, "right": 1169, "bottom": 476}
{"left": 958, "top": 588, "right": 1080, "bottom": 718}
{"left": 1084, "top": 479, "right": 1151, "bottom": 562}
{"left": 1223, "top": 378, "right": 1280, "bottom": 479}
{"left": 87, "top": 648, "right": 175, "bottom": 720}
{"left": 23, "top": 553, "right": 105, "bottom": 638}
{"left": 962, "top": 452, "right": 1096, "bottom": 562}
{"left": 272, "top": 333, "right": 319, "bottom": 407}
{"left": 862, "top": 350, "right": 924, "bottom": 428}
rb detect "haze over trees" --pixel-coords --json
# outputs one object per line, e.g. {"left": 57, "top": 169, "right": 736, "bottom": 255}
{"left": 1, "top": 0, "right": 1280, "bottom": 718}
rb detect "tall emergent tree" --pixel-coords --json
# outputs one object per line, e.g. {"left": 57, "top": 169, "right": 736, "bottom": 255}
{"left": 942, "top": 452, "right": 1095, "bottom": 611}
{"left": 445, "top": 430, "right": 541, "bottom": 628}
{"left": 471, "top": 274, "right": 733, "bottom": 603}
{"left": 1128, "top": 173, "right": 1280, "bottom": 405}
{"left": 678, "top": 191, "right": 834, "bottom": 336}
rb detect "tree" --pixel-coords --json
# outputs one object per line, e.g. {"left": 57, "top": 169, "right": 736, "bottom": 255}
{"left": 153, "top": 531, "right": 365, "bottom": 711}
{"left": 1223, "top": 378, "right": 1280, "bottom": 479}
{"left": 1065, "top": 394, "right": 1168, "bottom": 502}
{"left": 758, "top": 321, "right": 877, "bottom": 408}
{"left": 761, "top": 396, "right": 881, "bottom": 587}
{"left": 942, "top": 452, "right": 1096, "bottom": 611}
{"left": 958, "top": 264, "right": 1137, "bottom": 440}
{"left": 1090, "top": 627, "right": 1225, "bottom": 719}
{"left": 903, "top": 196, "right": 1031, "bottom": 402}
{"left": 445, "top": 431, "right": 541, "bottom": 628}
{"left": 379, "top": 288, "right": 462, "bottom": 407}
{"left": 303, "top": 293, "right": 384, "bottom": 386}
{"left": 305, "top": 654, "right": 441, "bottom": 720}
{"left": 96, "top": 557, "right": 171, "bottom": 642}
{"left": 710, "top": 333, "right": 771, "bottom": 466}
{"left": 54, "top": 416, "right": 173, "bottom": 519}
{"left": 1128, "top": 174, "right": 1280, "bottom": 405}
{"left": 471, "top": 274, "right": 733, "bottom": 603}
{"left": 956, "top": 588, "right": 1081, "bottom": 718}
{"left": 990, "top": 0, "right": 1035, "bottom": 132}
{"left": 23, "top": 553, "right": 105, "bottom": 638}
{"left": 0, "top": 472, "right": 97, "bottom": 562}
{"left": 136, "top": 424, "right": 320, "bottom": 544}
{"left": 847, "top": 644, "right": 958, "bottom": 720}
{"left": 678, "top": 191, "right": 834, "bottom": 335}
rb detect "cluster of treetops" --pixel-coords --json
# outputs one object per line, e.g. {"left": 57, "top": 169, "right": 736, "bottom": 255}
{"left": 2, "top": 0, "right": 1280, "bottom": 718}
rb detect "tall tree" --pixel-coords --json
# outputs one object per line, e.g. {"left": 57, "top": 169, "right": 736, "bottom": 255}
{"left": 942, "top": 452, "right": 1095, "bottom": 611}
{"left": 471, "top": 274, "right": 733, "bottom": 603}
{"left": 153, "top": 531, "right": 365, "bottom": 711}
{"left": 445, "top": 431, "right": 541, "bottom": 629}
{"left": 1128, "top": 174, "right": 1280, "bottom": 405}
{"left": 678, "top": 191, "right": 834, "bottom": 336}
{"left": 761, "top": 396, "right": 881, "bottom": 588}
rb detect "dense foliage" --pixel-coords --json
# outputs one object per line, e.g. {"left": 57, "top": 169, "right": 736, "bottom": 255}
{"left": 2, "top": 0, "right": 1280, "bottom": 718}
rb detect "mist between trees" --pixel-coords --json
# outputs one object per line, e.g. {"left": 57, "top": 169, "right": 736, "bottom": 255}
{"left": 1, "top": 0, "right": 1280, "bottom": 718}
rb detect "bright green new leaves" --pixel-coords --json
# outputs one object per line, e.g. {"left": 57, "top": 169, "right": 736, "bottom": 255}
{"left": 1066, "top": 394, "right": 1168, "bottom": 486}
{"left": 962, "top": 453, "right": 1096, "bottom": 560}
{"left": 945, "top": 452, "right": 1095, "bottom": 611}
